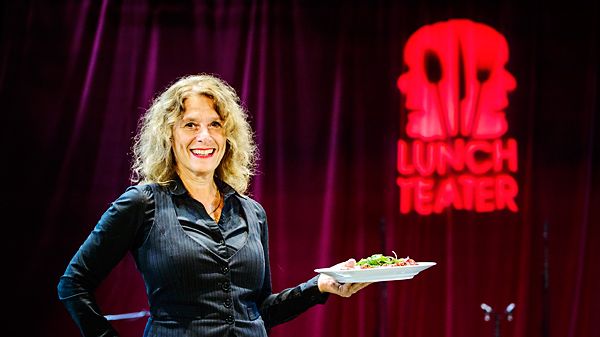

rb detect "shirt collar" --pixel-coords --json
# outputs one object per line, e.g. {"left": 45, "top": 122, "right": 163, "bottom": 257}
{"left": 167, "top": 176, "right": 243, "bottom": 200}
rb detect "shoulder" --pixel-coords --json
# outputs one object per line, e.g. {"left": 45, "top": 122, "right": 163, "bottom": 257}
{"left": 236, "top": 194, "right": 267, "bottom": 221}
{"left": 111, "top": 183, "right": 155, "bottom": 211}
{"left": 240, "top": 194, "right": 265, "bottom": 213}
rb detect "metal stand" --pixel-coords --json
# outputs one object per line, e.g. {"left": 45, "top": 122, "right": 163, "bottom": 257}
{"left": 480, "top": 303, "right": 515, "bottom": 337}
{"left": 104, "top": 310, "right": 150, "bottom": 321}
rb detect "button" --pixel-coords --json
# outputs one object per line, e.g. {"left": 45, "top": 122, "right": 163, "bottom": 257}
{"left": 221, "top": 281, "right": 231, "bottom": 292}
{"left": 219, "top": 239, "right": 225, "bottom": 245}
{"left": 225, "top": 315, "right": 234, "bottom": 325}
{"left": 221, "top": 266, "right": 229, "bottom": 274}
{"left": 224, "top": 298, "right": 232, "bottom": 308}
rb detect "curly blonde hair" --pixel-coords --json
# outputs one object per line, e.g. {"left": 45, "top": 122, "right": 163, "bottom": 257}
{"left": 131, "top": 73, "right": 258, "bottom": 194}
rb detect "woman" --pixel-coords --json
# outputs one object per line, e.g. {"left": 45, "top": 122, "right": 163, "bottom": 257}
{"left": 57, "top": 73, "right": 369, "bottom": 337}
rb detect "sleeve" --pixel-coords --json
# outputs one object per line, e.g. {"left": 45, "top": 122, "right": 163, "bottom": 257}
{"left": 253, "top": 201, "right": 329, "bottom": 330}
{"left": 56, "top": 185, "right": 153, "bottom": 337}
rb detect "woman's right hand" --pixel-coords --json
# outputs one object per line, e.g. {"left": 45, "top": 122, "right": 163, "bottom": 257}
{"left": 317, "top": 258, "right": 372, "bottom": 298}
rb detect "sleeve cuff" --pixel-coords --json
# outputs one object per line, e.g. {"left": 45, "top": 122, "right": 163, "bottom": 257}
{"left": 301, "top": 274, "right": 329, "bottom": 304}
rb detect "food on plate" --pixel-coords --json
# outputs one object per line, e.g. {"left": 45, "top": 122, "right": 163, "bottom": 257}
{"left": 354, "top": 251, "right": 417, "bottom": 269}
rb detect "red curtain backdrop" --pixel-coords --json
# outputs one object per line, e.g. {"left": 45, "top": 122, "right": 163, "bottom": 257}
{"left": 3, "top": 1, "right": 599, "bottom": 337}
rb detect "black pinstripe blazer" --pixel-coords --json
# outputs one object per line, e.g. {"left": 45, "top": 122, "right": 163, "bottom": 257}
{"left": 58, "top": 182, "right": 328, "bottom": 337}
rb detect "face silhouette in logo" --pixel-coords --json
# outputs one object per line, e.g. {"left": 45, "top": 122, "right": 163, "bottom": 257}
{"left": 397, "top": 19, "right": 516, "bottom": 140}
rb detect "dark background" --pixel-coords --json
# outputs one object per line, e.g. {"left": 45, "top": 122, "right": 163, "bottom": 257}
{"left": 2, "top": 1, "right": 598, "bottom": 337}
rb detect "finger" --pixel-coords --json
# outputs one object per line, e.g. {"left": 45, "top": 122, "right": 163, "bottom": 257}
{"left": 347, "top": 282, "right": 371, "bottom": 295}
{"left": 335, "top": 282, "right": 350, "bottom": 296}
{"left": 354, "top": 282, "right": 372, "bottom": 292}
{"left": 339, "top": 283, "right": 354, "bottom": 297}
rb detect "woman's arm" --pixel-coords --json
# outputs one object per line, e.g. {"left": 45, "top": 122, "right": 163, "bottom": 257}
{"left": 57, "top": 185, "right": 152, "bottom": 337}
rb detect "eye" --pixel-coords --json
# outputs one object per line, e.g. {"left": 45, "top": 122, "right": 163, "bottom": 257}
{"left": 182, "top": 121, "right": 198, "bottom": 129}
{"left": 209, "top": 120, "right": 223, "bottom": 128}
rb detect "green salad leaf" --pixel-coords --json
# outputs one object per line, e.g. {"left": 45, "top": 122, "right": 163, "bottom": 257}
{"left": 356, "top": 251, "right": 415, "bottom": 268}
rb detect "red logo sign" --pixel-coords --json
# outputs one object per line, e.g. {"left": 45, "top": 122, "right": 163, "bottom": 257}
{"left": 396, "top": 19, "right": 519, "bottom": 215}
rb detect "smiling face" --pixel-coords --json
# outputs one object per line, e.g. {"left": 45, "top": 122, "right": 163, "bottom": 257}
{"left": 172, "top": 94, "right": 227, "bottom": 181}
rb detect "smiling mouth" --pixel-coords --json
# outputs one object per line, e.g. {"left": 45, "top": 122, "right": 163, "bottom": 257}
{"left": 191, "top": 148, "right": 216, "bottom": 158}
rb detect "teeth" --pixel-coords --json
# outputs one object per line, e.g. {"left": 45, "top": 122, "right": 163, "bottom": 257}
{"left": 191, "top": 149, "right": 214, "bottom": 156}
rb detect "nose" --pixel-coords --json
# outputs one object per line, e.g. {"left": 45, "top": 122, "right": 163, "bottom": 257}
{"left": 504, "top": 70, "right": 517, "bottom": 91}
{"left": 195, "top": 125, "right": 210, "bottom": 142}
{"left": 397, "top": 74, "right": 409, "bottom": 93}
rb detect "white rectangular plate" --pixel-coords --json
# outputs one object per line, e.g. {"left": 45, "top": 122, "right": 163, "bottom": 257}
{"left": 314, "top": 262, "right": 436, "bottom": 283}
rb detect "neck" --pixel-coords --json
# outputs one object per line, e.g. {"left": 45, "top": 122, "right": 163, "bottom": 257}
{"left": 177, "top": 171, "right": 219, "bottom": 201}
